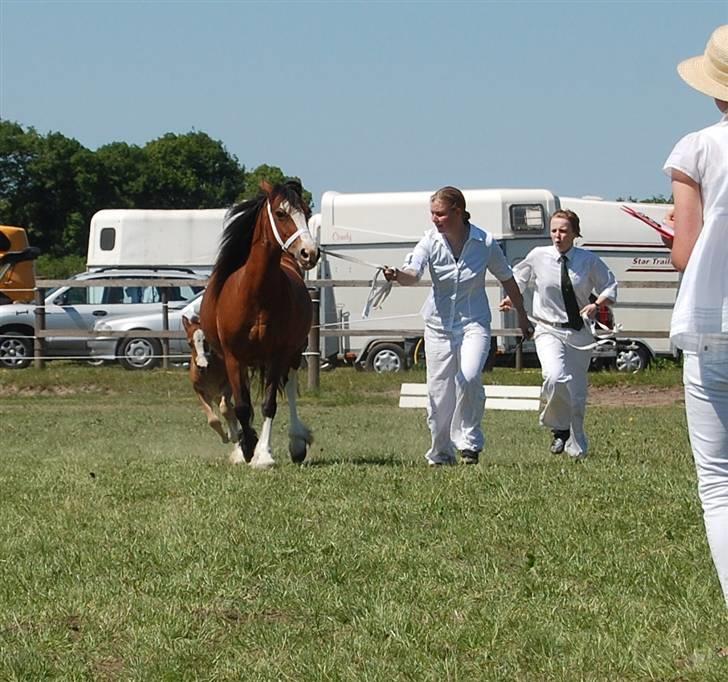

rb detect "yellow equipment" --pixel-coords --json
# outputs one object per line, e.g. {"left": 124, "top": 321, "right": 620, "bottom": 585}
{"left": 0, "top": 225, "right": 40, "bottom": 304}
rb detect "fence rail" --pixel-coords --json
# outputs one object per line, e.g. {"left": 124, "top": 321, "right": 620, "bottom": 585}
{"left": 0, "top": 277, "right": 679, "bottom": 382}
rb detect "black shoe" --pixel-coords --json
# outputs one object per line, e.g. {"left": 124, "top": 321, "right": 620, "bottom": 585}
{"left": 461, "top": 449, "right": 480, "bottom": 465}
{"left": 550, "top": 430, "right": 570, "bottom": 455}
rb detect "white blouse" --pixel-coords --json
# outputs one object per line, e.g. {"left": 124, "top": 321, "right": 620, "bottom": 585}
{"left": 512, "top": 245, "right": 618, "bottom": 326}
{"left": 664, "top": 113, "right": 728, "bottom": 351}
{"left": 404, "top": 224, "right": 513, "bottom": 332}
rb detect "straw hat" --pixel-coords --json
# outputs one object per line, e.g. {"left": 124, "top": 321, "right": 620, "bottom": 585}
{"left": 678, "top": 25, "right": 728, "bottom": 101}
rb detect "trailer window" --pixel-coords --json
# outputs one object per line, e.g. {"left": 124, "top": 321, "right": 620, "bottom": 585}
{"left": 99, "top": 228, "right": 116, "bottom": 251}
{"left": 510, "top": 205, "right": 545, "bottom": 233}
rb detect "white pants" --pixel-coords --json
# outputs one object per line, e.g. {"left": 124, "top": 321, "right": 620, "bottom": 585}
{"left": 424, "top": 324, "right": 490, "bottom": 463}
{"left": 534, "top": 325, "right": 593, "bottom": 457}
{"left": 684, "top": 348, "right": 728, "bottom": 606}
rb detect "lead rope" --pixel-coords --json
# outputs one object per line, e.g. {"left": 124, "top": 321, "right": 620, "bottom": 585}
{"left": 318, "top": 247, "right": 393, "bottom": 319}
{"left": 530, "top": 315, "right": 622, "bottom": 351}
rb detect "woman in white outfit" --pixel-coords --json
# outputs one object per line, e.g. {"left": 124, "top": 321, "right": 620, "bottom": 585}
{"left": 383, "top": 186, "right": 531, "bottom": 466}
{"left": 662, "top": 24, "right": 728, "bottom": 605}
{"left": 500, "top": 210, "right": 617, "bottom": 460}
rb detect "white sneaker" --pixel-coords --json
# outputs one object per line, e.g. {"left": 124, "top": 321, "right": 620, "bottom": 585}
{"left": 426, "top": 453, "right": 456, "bottom": 467}
{"left": 549, "top": 430, "right": 570, "bottom": 455}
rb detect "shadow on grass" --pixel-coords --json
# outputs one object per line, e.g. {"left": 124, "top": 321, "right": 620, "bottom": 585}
{"left": 303, "top": 456, "right": 415, "bottom": 468}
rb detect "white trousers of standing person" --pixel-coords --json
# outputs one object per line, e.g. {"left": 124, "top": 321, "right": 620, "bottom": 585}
{"left": 683, "top": 347, "right": 728, "bottom": 606}
{"left": 534, "top": 325, "right": 594, "bottom": 458}
{"left": 423, "top": 324, "right": 490, "bottom": 464}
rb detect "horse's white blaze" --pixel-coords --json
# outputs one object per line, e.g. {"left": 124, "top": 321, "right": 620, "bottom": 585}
{"left": 192, "top": 329, "right": 208, "bottom": 368}
{"left": 290, "top": 207, "right": 317, "bottom": 257}
{"left": 268, "top": 200, "right": 317, "bottom": 267}
{"left": 251, "top": 417, "right": 275, "bottom": 469}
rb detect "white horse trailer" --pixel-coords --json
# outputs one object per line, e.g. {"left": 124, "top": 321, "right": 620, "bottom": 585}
{"left": 310, "top": 188, "right": 676, "bottom": 373}
{"left": 86, "top": 209, "right": 227, "bottom": 274}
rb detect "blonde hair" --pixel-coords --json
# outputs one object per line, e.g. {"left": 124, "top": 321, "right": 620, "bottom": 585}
{"left": 431, "top": 186, "right": 471, "bottom": 222}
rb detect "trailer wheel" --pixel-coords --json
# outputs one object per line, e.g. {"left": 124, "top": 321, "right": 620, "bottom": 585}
{"left": 365, "top": 343, "right": 405, "bottom": 373}
{"left": 615, "top": 343, "right": 651, "bottom": 373}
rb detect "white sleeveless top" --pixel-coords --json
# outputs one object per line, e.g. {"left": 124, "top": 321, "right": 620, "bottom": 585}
{"left": 663, "top": 113, "right": 728, "bottom": 352}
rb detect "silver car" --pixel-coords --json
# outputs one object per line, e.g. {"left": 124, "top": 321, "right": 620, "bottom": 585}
{"left": 88, "top": 292, "right": 202, "bottom": 370}
{"left": 0, "top": 269, "right": 202, "bottom": 369}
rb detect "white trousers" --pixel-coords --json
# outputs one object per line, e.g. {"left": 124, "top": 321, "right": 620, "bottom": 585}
{"left": 683, "top": 348, "right": 728, "bottom": 606}
{"left": 534, "top": 326, "right": 593, "bottom": 457}
{"left": 424, "top": 324, "right": 490, "bottom": 462}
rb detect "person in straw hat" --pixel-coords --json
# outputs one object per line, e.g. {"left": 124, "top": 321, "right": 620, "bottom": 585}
{"left": 663, "top": 24, "right": 728, "bottom": 605}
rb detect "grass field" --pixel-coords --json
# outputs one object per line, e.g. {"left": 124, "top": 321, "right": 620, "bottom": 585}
{"left": 1, "top": 363, "right": 727, "bottom": 680}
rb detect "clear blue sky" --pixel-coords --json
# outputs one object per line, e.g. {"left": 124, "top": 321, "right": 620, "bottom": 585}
{"left": 1, "top": 0, "right": 726, "bottom": 208}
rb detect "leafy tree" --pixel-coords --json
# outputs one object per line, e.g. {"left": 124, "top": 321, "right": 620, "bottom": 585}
{"left": 95, "top": 141, "right": 147, "bottom": 208}
{"left": 0, "top": 123, "right": 105, "bottom": 256}
{"left": 616, "top": 194, "right": 672, "bottom": 204}
{"left": 0, "top": 120, "right": 41, "bottom": 225}
{"left": 26, "top": 133, "right": 106, "bottom": 256}
{"left": 0, "top": 122, "right": 309, "bottom": 262}
{"left": 138, "top": 132, "right": 245, "bottom": 208}
{"left": 35, "top": 253, "right": 86, "bottom": 278}
{"left": 241, "top": 164, "right": 313, "bottom": 208}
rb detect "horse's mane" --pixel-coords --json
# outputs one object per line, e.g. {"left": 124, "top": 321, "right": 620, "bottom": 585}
{"left": 208, "top": 180, "right": 308, "bottom": 296}
{"left": 209, "top": 195, "right": 264, "bottom": 295}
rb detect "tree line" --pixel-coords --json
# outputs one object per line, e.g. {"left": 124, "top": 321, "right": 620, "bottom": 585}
{"left": 0, "top": 120, "right": 310, "bottom": 262}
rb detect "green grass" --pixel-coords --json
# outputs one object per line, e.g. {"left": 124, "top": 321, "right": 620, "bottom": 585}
{"left": 1, "top": 363, "right": 725, "bottom": 681}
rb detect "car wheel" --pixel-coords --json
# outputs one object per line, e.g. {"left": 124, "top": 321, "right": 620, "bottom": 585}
{"left": 365, "top": 343, "right": 405, "bottom": 373}
{"left": 118, "top": 336, "right": 161, "bottom": 371}
{"left": 615, "top": 344, "right": 650, "bottom": 373}
{"left": 0, "top": 331, "right": 32, "bottom": 369}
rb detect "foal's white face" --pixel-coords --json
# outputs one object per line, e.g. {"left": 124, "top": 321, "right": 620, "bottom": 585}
{"left": 272, "top": 199, "right": 319, "bottom": 270}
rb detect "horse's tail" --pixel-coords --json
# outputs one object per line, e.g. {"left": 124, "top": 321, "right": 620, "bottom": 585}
{"left": 249, "top": 364, "right": 288, "bottom": 396}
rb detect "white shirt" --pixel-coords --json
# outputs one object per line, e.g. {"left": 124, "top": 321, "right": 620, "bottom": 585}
{"left": 513, "top": 245, "right": 618, "bottom": 326}
{"left": 664, "top": 113, "right": 728, "bottom": 351}
{"left": 404, "top": 223, "right": 513, "bottom": 332}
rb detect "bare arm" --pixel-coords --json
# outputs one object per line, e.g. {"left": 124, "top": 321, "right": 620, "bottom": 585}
{"left": 500, "top": 277, "right": 533, "bottom": 339}
{"left": 670, "top": 170, "right": 703, "bottom": 272}
{"left": 382, "top": 266, "right": 419, "bottom": 286}
{"left": 579, "top": 296, "right": 615, "bottom": 319}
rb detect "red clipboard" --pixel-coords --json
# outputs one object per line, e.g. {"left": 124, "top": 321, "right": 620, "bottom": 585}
{"left": 621, "top": 205, "right": 674, "bottom": 240}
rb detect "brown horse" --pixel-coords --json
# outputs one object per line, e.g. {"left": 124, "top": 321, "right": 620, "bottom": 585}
{"left": 199, "top": 180, "right": 319, "bottom": 468}
{"left": 182, "top": 314, "right": 239, "bottom": 445}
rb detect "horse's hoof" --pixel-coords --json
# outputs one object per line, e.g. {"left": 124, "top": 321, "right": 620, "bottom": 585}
{"left": 289, "top": 440, "right": 307, "bottom": 464}
{"left": 250, "top": 457, "right": 275, "bottom": 470}
{"left": 229, "top": 444, "right": 245, "bottom": 465}
{"left": 243, "top": 432, "right": 258, "bottom": 463}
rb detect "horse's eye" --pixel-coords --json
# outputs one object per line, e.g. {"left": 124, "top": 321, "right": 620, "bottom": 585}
{"left": 275, "top": 209, "right": 287, "bottom": 218}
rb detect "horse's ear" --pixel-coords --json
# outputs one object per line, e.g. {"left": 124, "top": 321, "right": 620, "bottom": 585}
{"left": 260, "top": 180, "right": 273, "bottom": 195}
